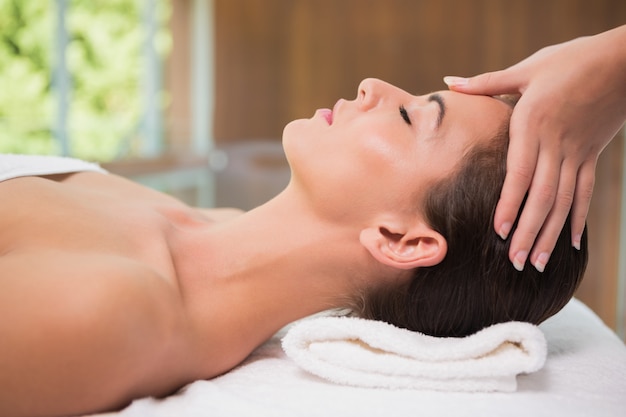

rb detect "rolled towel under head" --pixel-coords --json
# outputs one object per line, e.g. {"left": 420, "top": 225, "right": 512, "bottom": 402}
{"left": 282, "top": 316, "right": 547, "bottom": 392}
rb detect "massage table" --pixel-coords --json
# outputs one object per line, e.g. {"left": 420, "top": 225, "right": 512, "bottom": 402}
{"left": 94, "top": 298, "right": 625, "bottom": 417}
{"left": 2, "top": 156, "right": 622, "bottom": 416}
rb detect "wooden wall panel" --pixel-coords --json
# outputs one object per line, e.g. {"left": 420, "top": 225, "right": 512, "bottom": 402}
{"left": 583, "top": 134, "right": 624, "bottom": 330}
{"left": 213, "top": 0, "right": 626, "bottom": 141}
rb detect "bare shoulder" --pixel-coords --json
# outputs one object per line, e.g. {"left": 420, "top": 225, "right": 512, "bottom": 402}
{"left": 0, "top": 249, "right": 193, "bottom": 416}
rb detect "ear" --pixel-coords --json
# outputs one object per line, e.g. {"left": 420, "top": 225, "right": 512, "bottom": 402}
{"left": 360, "top": 222, "right": 447, "bottom": 270}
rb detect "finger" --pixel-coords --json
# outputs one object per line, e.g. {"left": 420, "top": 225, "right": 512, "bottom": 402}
{"left": 528, "top": 160, "right": 579, "bottom": 272}
{"left": 494, "top": 156, "right": 536, "bottom": 240}
{"left": 443, "top": 68, "right": 523, "bottom": 95}
{"left": 508, "top": 150, "right": 562, "bottom": 271}
{"left": 569, "top": 158, "right": 597, "bottom": 249}
{"left": 494, "top": 109, "right": 539, "bottom": 240}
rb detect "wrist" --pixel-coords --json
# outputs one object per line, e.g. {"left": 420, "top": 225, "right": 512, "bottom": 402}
{"left": 586, "top": 25, "right": 626, "bottom": 121}
{"left": 595, "top": 25, "right": 626, "bottom": 97}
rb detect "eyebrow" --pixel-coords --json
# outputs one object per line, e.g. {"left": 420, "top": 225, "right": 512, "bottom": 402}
{"left": 428, "top": 93, "right": 446, "bottom": 129}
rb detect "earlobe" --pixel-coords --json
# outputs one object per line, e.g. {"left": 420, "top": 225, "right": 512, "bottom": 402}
{"left": 360, "top": 225, "right": 447, "bottom": 270}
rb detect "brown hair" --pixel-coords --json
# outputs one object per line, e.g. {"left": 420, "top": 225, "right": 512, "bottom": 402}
{"left": 360, "top": 128, "right": 588, "bottom": 337}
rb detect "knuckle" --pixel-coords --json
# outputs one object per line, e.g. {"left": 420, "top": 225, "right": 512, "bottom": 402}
{"left": 481, "top": 72, "right": 496, "bottom": 86}
{"left": 555, "top": 188, "right": 575, "bottom": 210}
{"left": 533, "top": 234, "right": 556, "bottom": 253}
{"left": 515, "top": 226, "right": 540, "bottom": 244}
{"left": 577, "top": 180, "right": 595, "bottom": 202}
{"left": 509, "top": 164, "right": 534, "bottom": 184}
{"left": 535, "top": 183, "right": 557, "bottom": 204}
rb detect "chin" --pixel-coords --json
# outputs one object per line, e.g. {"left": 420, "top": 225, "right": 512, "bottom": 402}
{"left": 282, "top": 118, "right": 306, "bottom": 139}
{"left": 281, "top": 119, "right": 309, "bottom": 157}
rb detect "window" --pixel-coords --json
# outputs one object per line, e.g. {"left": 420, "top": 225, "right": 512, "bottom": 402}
{"left": 0, "top": 0, "right": 171, "bottom": 162}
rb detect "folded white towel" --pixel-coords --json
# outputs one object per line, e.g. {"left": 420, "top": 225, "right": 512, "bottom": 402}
{"left": 282, "top": 316, "right": 547, "bottom": 393}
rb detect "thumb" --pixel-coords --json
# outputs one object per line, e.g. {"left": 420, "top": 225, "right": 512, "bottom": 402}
{"left": 444, "top": 69, "right": 522, "bottom": 96}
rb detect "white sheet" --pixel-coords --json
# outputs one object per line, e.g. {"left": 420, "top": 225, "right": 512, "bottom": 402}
{"left": 95, "top": 298, "right": 626, "bottom": 417}
{"left": 0, "top": 154, "right": 106, "bottom": 182}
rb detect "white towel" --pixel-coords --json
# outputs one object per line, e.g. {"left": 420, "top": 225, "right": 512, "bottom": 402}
{"left": 0, "top": 153, "right": 107, "bottom": 183}
{"left": 282, "top": 316, "right": 547, "bottom": 393}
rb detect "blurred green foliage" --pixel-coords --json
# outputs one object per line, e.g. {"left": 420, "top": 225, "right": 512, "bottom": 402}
{"left": 0, "top": 0, "right": 170, "bottom": 161}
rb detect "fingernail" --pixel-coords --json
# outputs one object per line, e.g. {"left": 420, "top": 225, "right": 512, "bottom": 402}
{"left": 572, "top": 234, "right": 581, "bottom": 250}
{"left": 513, "top": 250, "right": 528, "bottom": 272}
{"left": 498, "top": 222, "right": 512, "bottom": 240}
{"left": 443, "top": 76, "right": 469, "bottom": 87}
{"left": 534, "top": 252, "right": 550, "bottom": 273}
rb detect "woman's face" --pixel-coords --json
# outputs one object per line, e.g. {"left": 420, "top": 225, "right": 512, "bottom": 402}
{"left": 282, "top": 78, "right": 512, "bottom": 221}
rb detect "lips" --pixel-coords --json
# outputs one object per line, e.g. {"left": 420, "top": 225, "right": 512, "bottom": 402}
{"left": 318, "top": 109, "right": 333, "bottom": 125}
{"left": 316, "top": 99, "right": 343, "bottom": 125}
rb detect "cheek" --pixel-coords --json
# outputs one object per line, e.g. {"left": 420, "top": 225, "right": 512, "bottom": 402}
{"left": 360, "top": 139, "right": 399, "bottom": 172}
{"left": 345, "top": 139, "right": 419, "bottom": 208}
{"left": 357, "top": 132, "right": 415, "bottom": 185}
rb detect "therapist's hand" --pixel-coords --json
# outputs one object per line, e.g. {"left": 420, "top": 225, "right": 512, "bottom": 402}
{"left": 444, "top": 25, "right": 626, "bottom": 272}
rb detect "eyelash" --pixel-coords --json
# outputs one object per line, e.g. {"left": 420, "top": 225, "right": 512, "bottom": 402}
{"left": 399, "top": 105, "right": 412, "bottom": 125}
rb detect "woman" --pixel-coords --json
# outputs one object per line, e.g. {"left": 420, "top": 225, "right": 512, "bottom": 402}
{"left": 0, "top": 79, "right": 586, "bottom": 417}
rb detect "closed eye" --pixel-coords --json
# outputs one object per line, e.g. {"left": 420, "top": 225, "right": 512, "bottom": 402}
{"left": 399, "top": 105, "right": 412, "bottom": 126}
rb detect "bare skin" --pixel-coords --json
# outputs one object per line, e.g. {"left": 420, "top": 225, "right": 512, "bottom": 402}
{"left": 0, "top": 173, "right": 234, "bottom": 415}
{"left": 0, "top": 171, "right": 370, "bottom": 416}
{"left": 0, "top": 83, "right": 510, "bottom": 416}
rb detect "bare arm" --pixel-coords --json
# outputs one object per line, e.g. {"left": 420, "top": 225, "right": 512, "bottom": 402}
{"left": 445, "top": 25, "right": 626, "bottom": 271}
{"left": 0, "top": 250, "right": 190, "bottom": 417}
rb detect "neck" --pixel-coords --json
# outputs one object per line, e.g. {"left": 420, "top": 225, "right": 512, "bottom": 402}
{"left": 173, "top": 186, "right": 375, "bottom": 363}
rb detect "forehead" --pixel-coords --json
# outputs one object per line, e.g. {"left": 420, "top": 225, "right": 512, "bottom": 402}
{"left": 435, "top": 90, "right": 514, "bottom": 117}
{"left": 430, "top": 90, "right": 512, "bottom": 144}
{"left": 411, "top": 90, "right": 512, "bottom": 194}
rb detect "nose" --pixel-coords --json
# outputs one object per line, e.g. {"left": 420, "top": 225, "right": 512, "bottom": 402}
{"left": 357, "top": 78, "right": 391, "bottom": 111}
